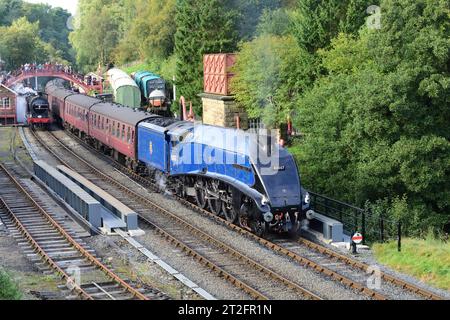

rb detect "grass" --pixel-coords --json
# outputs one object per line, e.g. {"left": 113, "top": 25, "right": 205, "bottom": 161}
{"left": 373, "top": 236, "right": 450, "bottom": 290}
{"left": 0, "top": 127, "right": 14, "bottom": 161}
{"left": 0, "top": 268, "right": 22, "bottom": 300}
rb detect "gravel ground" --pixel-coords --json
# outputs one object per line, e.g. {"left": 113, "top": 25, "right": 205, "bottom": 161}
{"left": 84, "top": 235, "right": 201, "bottom": 300}
{"left": 273, "top": 238, "right": 422, "bottom": 300}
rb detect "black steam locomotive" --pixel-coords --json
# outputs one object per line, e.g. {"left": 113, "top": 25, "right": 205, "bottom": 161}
{"left": 26, "top": 93, "right": 52, "bottom": 128}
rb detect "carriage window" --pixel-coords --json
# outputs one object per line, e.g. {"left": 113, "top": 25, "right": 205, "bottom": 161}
{"left": 127, "top": 127, "right": 131, "bottom": 143}
{"left": 112, "top": 121, "right": 115, "bottom": 136}
{"left": 122, "top": 125, "right": 125, "bottom": 141}
{"left": 93, "top": 115, "right": 96, "bottom": 127}
{"left": 117, "top": 123, "right": 120, "bottom": 138}
{"left": 131, "top": 130, "right": 135, "bottom": 143}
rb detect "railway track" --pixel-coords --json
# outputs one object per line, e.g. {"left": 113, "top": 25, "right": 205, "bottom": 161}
{"left": 30, "top": 128, "right": 446, "bottom": 300}
{"left": 0, "top": 162, "right": 166, "bottom": 300}
{"left": 30, "top": 129, "right": 325, "bottom": 300}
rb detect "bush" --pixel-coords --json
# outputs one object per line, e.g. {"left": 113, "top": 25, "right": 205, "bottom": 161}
{"left": 0, "top": 268, "right": 22, "bottom": 300}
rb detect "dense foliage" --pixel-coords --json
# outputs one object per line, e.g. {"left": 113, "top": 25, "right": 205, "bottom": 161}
{"left": 0, "top": 0, "right": 73, "bottom": 69}
{"left": 0, "top": 268, "right": 22, "bottom": 300}
{"left": 294, "top": 0, "right": 450, "bottom": 234}
{"left": 175, "top": 0, "right": 237, "bottom": 113}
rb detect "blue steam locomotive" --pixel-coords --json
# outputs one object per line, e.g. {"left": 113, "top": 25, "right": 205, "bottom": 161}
{"left": 137, "top": 118, "right": 311, "bottom": 237}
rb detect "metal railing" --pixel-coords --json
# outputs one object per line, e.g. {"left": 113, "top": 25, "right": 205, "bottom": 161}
{"left": 310, "top": 192, "right": 402, "bottom": 251}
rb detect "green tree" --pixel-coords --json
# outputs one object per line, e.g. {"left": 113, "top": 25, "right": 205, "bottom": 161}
{"left": 294, "top": 0, "right": 450, "bottom": 233}
{"left": 113, "top": 0, "right": 176, "bottom": 65}
{"left": 175, "top": 0, "right": 237, "bottom": 115}
{"left": 23, "top": 3, "right": 74, "bottom": 63}
{"left": 0, "top": 0, "right": 22, "bottom": 26}
{"left": 231, "top": 35, "right": 315, "bottom": 129}
{"left": 291, "top": 0, "right": 375, "bottom": 53}
{"left": 0, "top": 17, "right": 42, "bottom": 69}
{"left": 256, "top": 8, "right": 291, "bottom": 37}
{"left": 70, "top": 0, "right": 123, "bottom": 71}
{"left": 225, "top": 0, "right": 282, "bottom": 41}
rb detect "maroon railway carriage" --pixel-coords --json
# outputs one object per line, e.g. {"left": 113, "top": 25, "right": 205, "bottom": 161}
{"left": 45, "top": 83, "right": 75, "bottom": 125}
{"left": 64, "top": 94, "right": 100, "bottom": 137}
{"left": 88, "top": 103, "right": 153, "bottom": 167}
{"left": 46, "top": 81, "right": 154, "bottom": 169}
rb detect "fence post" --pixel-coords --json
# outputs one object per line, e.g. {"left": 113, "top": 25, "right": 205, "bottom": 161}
{"left": 379, "top": 213, "right": 385, "bottom": 242}
{"left": 398, "top": 222, "right": 402, "bottom": 252}
{"left": 362, "top": 210, "right": 366, "bottom": 245}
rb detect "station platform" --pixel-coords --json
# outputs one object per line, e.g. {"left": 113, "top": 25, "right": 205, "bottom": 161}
{"left": 33, "top": 160, "right": 142, "bottom": 235}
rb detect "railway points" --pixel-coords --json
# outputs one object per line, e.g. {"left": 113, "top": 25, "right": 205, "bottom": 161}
{"left": 0, "top": 162, "right": 165, "bottom": 300}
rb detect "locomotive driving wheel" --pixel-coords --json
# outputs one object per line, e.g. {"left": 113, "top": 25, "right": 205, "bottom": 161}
{"left": 222, "top": 186, "right": 238, "bottom": 223}
{"left": 207, "top": 179, "right": 222, "bottom": 216}
{"left": 194, "top": 178, "right": 207, "bottom": 209}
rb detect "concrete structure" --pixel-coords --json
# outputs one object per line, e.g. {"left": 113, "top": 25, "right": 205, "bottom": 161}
{"left": 0, "top": 84, "right": 17, "bottom": 125}
{"left": 33, "top": 161, "right": 102, "bottom": 228}
{"left": 200, "top": 93, "right": 248, "bottom": 129}
{"left": 309, "top": 213, "right": 344, "bottom": 243}
{"left": 56, "top": 165, "right": 141, "bottom": 234}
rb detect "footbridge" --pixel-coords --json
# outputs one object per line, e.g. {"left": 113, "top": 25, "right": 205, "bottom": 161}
{"left": 4, "top": 69, "right": 103, "bottom": 93}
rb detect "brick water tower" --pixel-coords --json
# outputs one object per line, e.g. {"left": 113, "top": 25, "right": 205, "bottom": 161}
{"left": 200, "top": 54, "right": 248, "bottom": 130}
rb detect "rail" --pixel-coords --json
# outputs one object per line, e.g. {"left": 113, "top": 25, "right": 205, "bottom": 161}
{"left": 0, "top": 162, "right": 149, "bottom": 300}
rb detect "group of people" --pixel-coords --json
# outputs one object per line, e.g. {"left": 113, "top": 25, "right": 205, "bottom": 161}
{"left": 20, "top": 63, "right": 77, "bottom": 77}
{"left": 0, "top": 63, "right": 103, "bottom": 88}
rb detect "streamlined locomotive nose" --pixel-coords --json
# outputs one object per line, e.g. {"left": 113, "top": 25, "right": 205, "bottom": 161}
{"left": 254, "top": 149, "right": 302, "bottom": 210}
